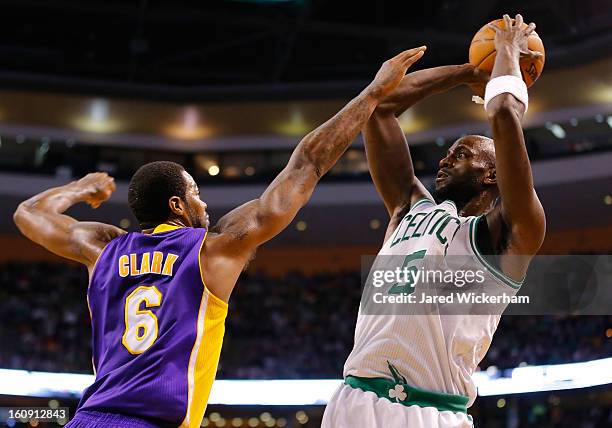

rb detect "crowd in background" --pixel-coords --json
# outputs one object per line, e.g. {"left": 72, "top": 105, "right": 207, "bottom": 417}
{"left": 1, "top": 262, "right": 611, "bottom": 377}
{"left": 473, "top": 392, "right": 612, "bottom": 428}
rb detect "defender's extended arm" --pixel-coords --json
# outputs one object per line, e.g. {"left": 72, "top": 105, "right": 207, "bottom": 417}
{"left": 204, "top": 47, "right": 428, "bottom": 301}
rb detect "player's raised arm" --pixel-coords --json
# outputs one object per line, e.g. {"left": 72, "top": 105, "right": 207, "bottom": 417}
{"left": 13, "top": 173, "right": 125, "bottom": 270}
{"left": 364, "top": 65, "right": 488, "bottom": 225}
{"left": 203, "top": 47, "right": 426, "bottom": 297}
{"left": 484, "top": 14, "right": 546, "bottom": 256}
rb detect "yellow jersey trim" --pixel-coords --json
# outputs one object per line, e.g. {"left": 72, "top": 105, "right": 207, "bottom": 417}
{"left": 152, "top": 223, "right": 183, "bottom": 234}
{"left": 198, "top": 232, "right": 229, "bottom": 309}
{"left": 186, "top": 289, "right": 226, "bottom": 426}
{"left": 181, "top": 230, "right": 228, "bottom": 427}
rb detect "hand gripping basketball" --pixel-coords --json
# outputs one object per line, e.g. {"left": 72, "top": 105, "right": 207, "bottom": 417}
{"left": 488, "top": 14, "right": 542, "bottom": 61}
{"left": 469, "top": 14, "right": 545, "bottom": 87}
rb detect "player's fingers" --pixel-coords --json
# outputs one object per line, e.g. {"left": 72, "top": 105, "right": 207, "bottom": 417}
{"left": 486, "top": 23, "right": 500, "bottom": 33}
{"left": 515, "top": 14, "right": 524, "bottom": 28}
{"left": 531, "top": 51, "right": 544, "bottom": 59}
{"left": 394, "top": 46, "right": 427, "bottom": 62}
{"left": 391, "top": 48, "right": 424, "bottom": 67}
{"left": 525, "top": 22, "right": 536, "bottom": 35}
{"left": 401, "top": 48, "right": 426, "bottom": 66}
{"left": 520, "top": 49, "right": 543, "bottom": 60}
{"left": 503, "top": 14, "right": 512, "bottom": 29}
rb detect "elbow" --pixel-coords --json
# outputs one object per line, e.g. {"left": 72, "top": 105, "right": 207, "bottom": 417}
{"left": 293, "top": 143, "right": 323, "bottom": 179}
{"left": 13, "top": 199, "right": 37, "bottom": 230}
{"left": 486, "top": 94, "right": 524, "bottom": 123}
{"left": 13, "top": 203, "right": 28, "bottom": 230}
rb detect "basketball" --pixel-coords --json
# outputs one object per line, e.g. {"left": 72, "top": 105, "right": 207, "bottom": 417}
{"left": 469, "top": 18, "right": 545, "bottom": 87}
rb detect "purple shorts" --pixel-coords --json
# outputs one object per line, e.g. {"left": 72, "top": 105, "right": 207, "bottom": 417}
{"left": 65, "top": 411, "right": 164, "bottom": 428}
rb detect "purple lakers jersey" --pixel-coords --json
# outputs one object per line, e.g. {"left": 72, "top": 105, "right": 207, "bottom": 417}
{"left": 79, "top": 224, "right": 228, "bottom": 427}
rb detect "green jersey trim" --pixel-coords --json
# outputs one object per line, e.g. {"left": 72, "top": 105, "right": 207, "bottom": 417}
{"left": 345, "top": 375, "right": 469, "bottom": 414}
{"left": 442, "top": 199, "right": 457, "bottom": 211}
{"left": 410, "top": 197, "right": 435, "bottom": 212}
{"left": 468, "top": 216, "right": 523, "bottom": 289}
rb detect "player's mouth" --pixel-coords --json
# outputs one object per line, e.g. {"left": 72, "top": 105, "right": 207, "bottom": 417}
{"left": 435, "top": 170, "right": 450, "bottom": 183}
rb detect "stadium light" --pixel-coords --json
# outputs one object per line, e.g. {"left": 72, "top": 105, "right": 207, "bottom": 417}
{"left": 165, "top": 106, "right": 212, "bottom": 140}
{"left": 73, "top": 99, "right": 121, "bottom": 133}
{"left": 474, "top": 356, "right": 612, "bottom": 396}
{"left": 276, "top": 109, "right": 311, "bottom": 136}
{"left": 545, "top": 121, "right": 566, "bottom": 139}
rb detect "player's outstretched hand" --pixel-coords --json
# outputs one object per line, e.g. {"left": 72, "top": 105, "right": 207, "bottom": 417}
{"left": 76, "top": 172, "right": 116, "bottom": 209}
{"left": 368, "top": 46, "right": 427, "bottom": 100}
{"left": 488, "top": 14, "right": 542, "bottom": 60}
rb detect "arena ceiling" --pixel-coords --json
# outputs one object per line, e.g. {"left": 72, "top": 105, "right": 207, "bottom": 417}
{"left": 0, "top": 57, "right": 609, "bottom": 153}
{"left": 0, "top": 1, "right": 610, "bottom": 249}
{"left": 0, "top": 0, "right": 609, "bottom": 99}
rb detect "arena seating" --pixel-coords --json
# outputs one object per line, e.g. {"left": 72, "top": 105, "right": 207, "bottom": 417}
{"left": 1, "top": 262, "right": 610, "bottom": 378}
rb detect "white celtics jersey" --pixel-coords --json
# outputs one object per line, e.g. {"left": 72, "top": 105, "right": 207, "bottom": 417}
{"left": 343, "top": 198, "right": 522, "bottom": 406}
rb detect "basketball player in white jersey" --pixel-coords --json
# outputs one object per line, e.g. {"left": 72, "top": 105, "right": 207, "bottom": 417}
{"left": 322, "top": 14, "right": 546, "bottom": 427}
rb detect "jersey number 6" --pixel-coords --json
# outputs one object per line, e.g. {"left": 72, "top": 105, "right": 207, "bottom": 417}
{"left": 122, "top": 285, "right": 163, "bottom": 354}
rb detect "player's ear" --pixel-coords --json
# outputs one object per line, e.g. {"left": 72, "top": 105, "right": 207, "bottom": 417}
{"left": 168, "top": 196, "right": 185, "bottom": 216}
{"left": 483, "top": 167, "right": 496, "bottom": 185}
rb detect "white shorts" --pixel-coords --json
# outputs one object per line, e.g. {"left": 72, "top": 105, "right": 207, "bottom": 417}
{"left": 322, "top": 383, "right": 473, "bottom": 428}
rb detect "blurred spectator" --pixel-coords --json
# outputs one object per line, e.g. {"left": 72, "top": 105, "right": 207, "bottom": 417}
{"left": 0, "top": 262, "right": 610, "bottom": 377}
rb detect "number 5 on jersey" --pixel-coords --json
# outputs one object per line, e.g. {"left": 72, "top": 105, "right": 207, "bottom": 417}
{"left": 388, "top": 250, "right": 426, "bottom": 295}
{"left": 122, "top": 285, "right": 163, "bottom": 354}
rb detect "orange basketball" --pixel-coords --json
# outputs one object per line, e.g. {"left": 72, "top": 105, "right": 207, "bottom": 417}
{"left": 469, "top": 18, "right": 545, "bottom": 88}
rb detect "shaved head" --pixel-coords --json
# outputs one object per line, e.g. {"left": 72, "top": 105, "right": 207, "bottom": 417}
{"left": 465, "top": 135, "right": 495, "bottom": 165}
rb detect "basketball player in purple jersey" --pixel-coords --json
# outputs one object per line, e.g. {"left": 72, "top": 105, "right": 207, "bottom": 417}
{"left": 13, "top": 47, "right": 426, "bottom": 428}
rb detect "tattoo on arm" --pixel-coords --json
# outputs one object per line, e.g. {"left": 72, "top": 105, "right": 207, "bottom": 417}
{"left": 213, "top": 47, "right": 429, "bottom": 256}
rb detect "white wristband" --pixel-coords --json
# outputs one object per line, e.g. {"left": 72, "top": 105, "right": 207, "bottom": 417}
{"left": 484, "top": 75, "right": 528, "bottom": 113}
